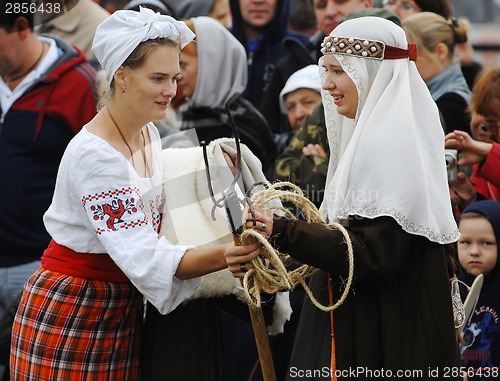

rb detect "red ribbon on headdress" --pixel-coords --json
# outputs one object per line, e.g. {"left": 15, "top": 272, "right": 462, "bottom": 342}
{"left": 384, "top": 43, "right": 417, "bottom": 61}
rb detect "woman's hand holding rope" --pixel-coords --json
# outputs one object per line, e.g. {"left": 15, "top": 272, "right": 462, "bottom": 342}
{"left": 223, "top": 181, "right": 354, "bottom": 312}
{"left": 224, "top": 241, "right": 261, "bottom": 278}
{"left": 245, "top": 209, "right": 273, "bottom": 239}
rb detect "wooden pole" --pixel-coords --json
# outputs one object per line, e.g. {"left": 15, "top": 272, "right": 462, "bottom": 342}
{"left": 223, "top": 147, "right": 276, "bottom": 381}
{"left": 248, "top": 305, "right": 277, "bottom": 381}
{"left": 233, "top": 234, "right": 276, "bottom": 381}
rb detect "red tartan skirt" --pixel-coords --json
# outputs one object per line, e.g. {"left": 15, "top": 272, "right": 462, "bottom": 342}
{"left": 10, "top": 268, "right": 144, "bottom": 381}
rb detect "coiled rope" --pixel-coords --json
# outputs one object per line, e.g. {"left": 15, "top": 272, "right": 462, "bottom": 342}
{"left": 237, "top": 181, "right": 355, "bottom": 312}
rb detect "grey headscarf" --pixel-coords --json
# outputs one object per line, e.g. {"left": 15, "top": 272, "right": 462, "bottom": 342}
{"left": 187, "top": 16, "right": 247, "bottom": 109}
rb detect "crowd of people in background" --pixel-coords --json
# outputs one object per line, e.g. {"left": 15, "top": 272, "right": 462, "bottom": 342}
{"left": 0, "top": 0, "right": 499, "bottom": 380}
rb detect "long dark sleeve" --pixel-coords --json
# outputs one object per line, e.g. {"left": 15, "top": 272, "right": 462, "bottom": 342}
{"left": 272, "top": 216, "right": 415, "bottom": 287}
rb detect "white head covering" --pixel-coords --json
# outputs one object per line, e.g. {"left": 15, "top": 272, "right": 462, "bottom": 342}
{"left": 319, "top": 17, "right": 459, "bottom": 244}
{"left": 92, "top": 7, "right": 196, "bottom": 84}
{"left": 279, "top": 64, "right": 322, "bottom": 114}
{"left": 187, "top": 16, "right": 247, "bottom": 109}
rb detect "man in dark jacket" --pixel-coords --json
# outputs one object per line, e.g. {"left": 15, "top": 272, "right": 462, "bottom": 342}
{"left": 260, "top": 0, "right": 373, "bottom": 133}
{"left": 0, "top": 4, "right": 97, "bottom": 379}
{"left": 229, "top": 0, "right": 309, "bottom": 109}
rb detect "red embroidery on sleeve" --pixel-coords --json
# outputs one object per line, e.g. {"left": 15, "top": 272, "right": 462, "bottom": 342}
{"left": 82, "top": 187, "right": 147, "bottom": 234}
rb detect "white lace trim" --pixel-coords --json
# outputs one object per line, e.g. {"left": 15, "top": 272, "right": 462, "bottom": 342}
{"left": 337, "top": 207, "right": 461, "bottom": 244}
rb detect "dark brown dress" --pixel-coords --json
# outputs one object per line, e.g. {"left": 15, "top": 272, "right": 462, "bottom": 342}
{"left": 272, "top": 216, "right": 461, "bottom": 381}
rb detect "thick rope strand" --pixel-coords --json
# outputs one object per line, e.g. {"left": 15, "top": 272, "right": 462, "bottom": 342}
{"left": 239, "top": 182, "right": 355, "bottom": 312}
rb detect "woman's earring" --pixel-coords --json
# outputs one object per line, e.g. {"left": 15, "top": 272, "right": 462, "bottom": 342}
{"left": 122, "top": 87, "right": 126, "bottom": 94}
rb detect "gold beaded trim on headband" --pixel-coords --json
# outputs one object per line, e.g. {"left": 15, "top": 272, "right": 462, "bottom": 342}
{"left": 321, "top": 36, "right": 417, "bottom": 61}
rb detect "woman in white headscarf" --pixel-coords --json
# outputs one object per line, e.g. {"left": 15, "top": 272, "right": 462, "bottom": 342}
{"left": 227, "top": 16, "right": 462, "bottom": 379}
{"left": 175, "top": 16, "right": 276, "bottom": 175}
{"left": 9, "top": 8, "right": 259, "bottom": 381}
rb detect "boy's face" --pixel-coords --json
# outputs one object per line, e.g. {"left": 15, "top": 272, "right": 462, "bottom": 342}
{"left": 458, "top": 217, "right": 498, "bottom": 276}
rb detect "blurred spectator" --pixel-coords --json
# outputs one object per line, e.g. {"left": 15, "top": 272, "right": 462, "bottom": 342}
{"left": 175, "top": 0, "right": 212, "bottom": 17}
{"left": 209, "top": 0, "right": 233, "bottom": 28}
{"left": 229, "top": 0, "right": 309, "bottom": 109}
{"left": 175, "top": 0, "right": 232, "bottom": 28}
{"left": 280, "top": 64, "right": 321, "bottom": 131}
{"left": 383, "top": 0, "right": 482, "bottom": 88}
{"left": 37, "top": 0, "right": 109, "bottom": 62}
{"left": 174, "top": 16, "right": 276, "bottom": 174}
{"left": 36, "top": 0, "right": 109, "bottom": 105}
{"left": 274, "top": 102, "right": 329, "bottom": 208}
{"left": 0, "top": 1, "right": 97, "bottom": 379}
{"left": 289, "top": 0, "right": 317, "bottom": 35}
{"left": 403, "top": 12, "right": 471, "bottom": 134}
{"left": 161, "top": 0, "right": 232, "bottom": 117}
{"left": 383, "top": 0, "right": 453, "bottom": 19}
{"left": 445, "top": 67, "right": 500, "bottom": 215}
{"left": 259, "top": 0, "right": 374, "bottom": 134}
{"left": 446, "top": 127, "right": 499, "bottom": 202}
{"left": 275, "top": 64, "right": 322, "bottom": 154}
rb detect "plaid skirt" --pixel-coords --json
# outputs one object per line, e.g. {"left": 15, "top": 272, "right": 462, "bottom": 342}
{"left": 10, "top": 268, "right": 144, "bottom": 381}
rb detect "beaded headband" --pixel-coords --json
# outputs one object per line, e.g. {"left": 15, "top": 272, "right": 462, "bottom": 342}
{"left": 321, "top": 36, "right": 417, "bottom": 61}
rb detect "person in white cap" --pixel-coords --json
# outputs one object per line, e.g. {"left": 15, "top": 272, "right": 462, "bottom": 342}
{"left": 9, "top": 8, "right": 259, "bottom": 381}
{"left": 280, "top": 64, "right": 322, "bottom": 132}
{"left": 275, "top": 64, "right": 323, "bottom": 156}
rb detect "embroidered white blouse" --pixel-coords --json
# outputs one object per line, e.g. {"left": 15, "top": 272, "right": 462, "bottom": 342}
{"left": 44, "top": 123, "right": 199, "bottom": 314}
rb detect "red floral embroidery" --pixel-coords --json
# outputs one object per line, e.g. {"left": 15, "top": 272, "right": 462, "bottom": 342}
{"left": 83, "top": 187, "right": 150, "bottom": 234}
{"left": 91, "top": 197, "right": 138, "bottom": 231}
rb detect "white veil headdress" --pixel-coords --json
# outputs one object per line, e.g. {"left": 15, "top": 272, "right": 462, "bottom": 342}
{"left": 319, "top": 17, "right": 459, "bottom": 244}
